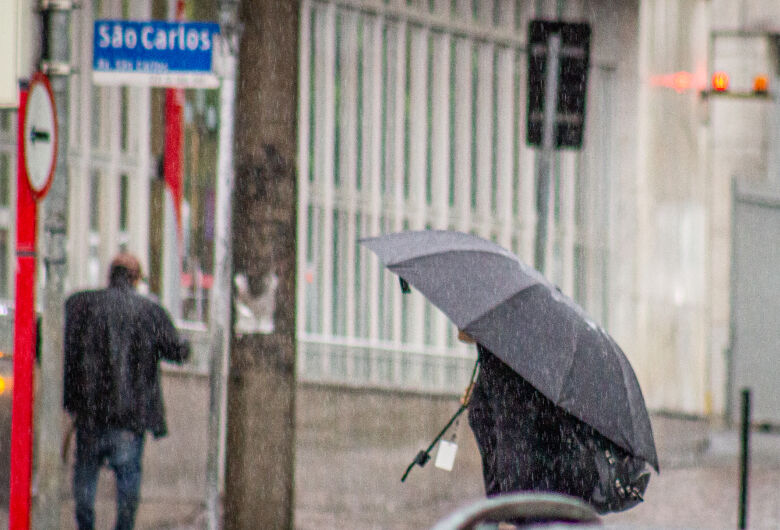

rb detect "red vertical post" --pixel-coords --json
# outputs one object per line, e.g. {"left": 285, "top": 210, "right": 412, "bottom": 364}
{"left": 164, "top": 88, "right": 184, "bottom": 240}
{"left": 164, "top": 0, "right": 186, "bottom": 242}
{"left": 9, "top": 87, "right": 38, "bottom": 529}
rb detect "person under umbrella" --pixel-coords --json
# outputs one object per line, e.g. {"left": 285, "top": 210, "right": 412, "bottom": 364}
{"left": 361, "top": 230, "right": 655, "bottom": 514}
{"left": 459, "top": 329, "right": 648, "bottom": 514}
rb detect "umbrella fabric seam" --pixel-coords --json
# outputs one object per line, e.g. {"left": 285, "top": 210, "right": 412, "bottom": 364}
{"left": 458, "top": 281, "right": 548, "bottom": 335}
{"left": 381, "top": 247, "right": 520, "bottom": 268}
{"left": 556, "top": 325, "right": 581, "bottom": 408}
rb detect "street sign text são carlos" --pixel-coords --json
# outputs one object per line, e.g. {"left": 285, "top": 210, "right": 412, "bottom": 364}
{"left": 96, "top": 21, "right": 213, "bottom": 53}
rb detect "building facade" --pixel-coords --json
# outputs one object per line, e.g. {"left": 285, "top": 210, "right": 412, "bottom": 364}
{"left": 2, "top": 0, "right": 774, "bottom": 416}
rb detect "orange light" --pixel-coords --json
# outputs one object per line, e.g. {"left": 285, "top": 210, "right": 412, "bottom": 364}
{"left": 712, "top": 71, "right": 729, "bottom": 92}
{"left": 672, "top": 71, "right": 692, "bottom": 93}
{"left": 0, "top": 376, "right": 6, "bottom": 395}
{"left": 753, "top": 74, "right": 769, "bottom": 93}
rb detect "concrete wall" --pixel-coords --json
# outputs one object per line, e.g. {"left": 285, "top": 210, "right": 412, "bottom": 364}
{"left": 635, "top": 0, "right": 711, "bottom": 413}
{"left": 633, "top": 0, "right": 780, "bottom": 416}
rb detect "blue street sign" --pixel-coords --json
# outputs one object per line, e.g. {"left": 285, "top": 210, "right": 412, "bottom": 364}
{"left": 93, "top": 20, "right": 221, "bottom": 88}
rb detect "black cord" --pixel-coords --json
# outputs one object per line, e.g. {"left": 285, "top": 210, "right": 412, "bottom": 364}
{"left": 401, "top": 357, "right": 480, "bottom": 482}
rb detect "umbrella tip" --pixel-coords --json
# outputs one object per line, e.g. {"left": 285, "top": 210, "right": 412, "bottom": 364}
{"left": 399, "top": 277, "right": 411, "bottom": 294}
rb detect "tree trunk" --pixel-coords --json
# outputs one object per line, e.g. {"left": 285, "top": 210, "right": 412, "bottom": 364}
{"left": 225, "top": 1, "right": 298, "bottom": 528}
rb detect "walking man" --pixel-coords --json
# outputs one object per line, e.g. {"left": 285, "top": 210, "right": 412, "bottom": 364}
{"left": 64, "top": 253, "right": 190, "bottom": 530}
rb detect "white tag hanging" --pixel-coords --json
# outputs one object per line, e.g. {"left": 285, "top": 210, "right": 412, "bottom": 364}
{"left": 434, "top": 440, "right": 458, "bottom": 471}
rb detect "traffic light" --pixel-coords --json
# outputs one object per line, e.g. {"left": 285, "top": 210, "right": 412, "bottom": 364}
{"left": 527, "top": 20, "right": 591, "bottom": 149}
{"left": 753, "top": 74, "right": 769, "bottom": 94}
{"left": 701, "top": 71, "right": 770, "bottom": 99}
{"left": 712, "top": 71, "right": 729, "bottom": 92}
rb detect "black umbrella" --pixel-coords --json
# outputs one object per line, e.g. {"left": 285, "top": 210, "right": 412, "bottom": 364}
{"left": 360, "top": 230, "right": 658, "bottom": 471}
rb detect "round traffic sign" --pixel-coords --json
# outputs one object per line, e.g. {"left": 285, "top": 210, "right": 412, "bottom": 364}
{"left": 21, "top": 72, "right": 58, "bottom": 199}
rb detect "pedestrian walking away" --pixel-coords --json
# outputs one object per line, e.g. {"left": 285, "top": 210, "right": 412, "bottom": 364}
{"left": 63, "top": 253, "right": 190, "bottom": 530}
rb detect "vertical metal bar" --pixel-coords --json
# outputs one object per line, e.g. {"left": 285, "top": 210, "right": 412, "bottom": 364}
{"left": 431, "top": 33, "right": 450, "bottom": 230}
{"left": 341, "top": 11, "right": 358, "bottom": 340}
{"left": 517, "top": 35, "right": 536, "bottom": 262}
{"left": 319, "top": 4, "right": 336, "bottom": 338}
{"left": 387, "top": 19, "right": 406, "bottom": 365}
{"left": 101, "top": 84, "right": 120, "bottom": 262}
{"left": 297, "top": 0, "right": 312, "bottom": 341}
{"left": 517, "top": 0, "right": 537, "bottom": 265}
{"left": 72, "top": 0, "right": 94, "bottom": 289}
{"left": 127, "top": 0, "right": 152, "bottom": 280}
{"left": 312, "top": 5, "right": 328, "bottom": 338}
{"left": 431, "top": 28, "right": 450, "bottom": 348}
{"left": 205, "top": 1, "right": 238, "bottom": 527}
{"left": 408, "top": 26, "right": 427, "bottom": 231}
{"left": 367, "top": 14, "right": 382, "bottom": 343}
{"left": 35, "top": 1, "right": 72, "bottom": 527}
{"left": 496, "top": 46, "right": 514, "bottom": 248}
{"left": 408, "top": 25, "right": 427, "bottom": 345}
{"left": 561, "top": 152, "right": 575, "bottom": 294}
{"left": 738, "top": 388, "right": 751, "bottom": 530}
{"left": 359, "top": 12, "right": 373, "bottom": 343}
{"left": 454, "top": 34, "right": 472, "bottom": 232}
{"left": 475, "top": 42, "right": 494, "bottom": 236}
{"left": 534, "top": 31, "right": 560, "bottom": 274}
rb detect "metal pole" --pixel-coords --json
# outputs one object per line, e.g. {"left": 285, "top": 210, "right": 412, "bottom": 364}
{"left": 9, "top": 84, "right": 36, "bottom": 530}
{"left": 206, "top": 2, "right": 238, "bottom": 527}
{"left": 738, "top": 388, "right": 751, "bottom": 529}
{"left": 34, "top": 1, "right": 71, "bottom": 528}
{"left": 534, "top": 32, "right": 560, "bottom": 274}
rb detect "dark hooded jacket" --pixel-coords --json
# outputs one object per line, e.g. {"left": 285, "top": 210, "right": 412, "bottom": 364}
{"left": 468, "top": 344, "right": 599, "bottom": 500}
{"left": 64, "top": 274, "right": 189, "bottom": 437}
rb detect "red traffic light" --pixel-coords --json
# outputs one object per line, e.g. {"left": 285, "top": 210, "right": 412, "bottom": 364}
{"left": 712, "top": 71, "right": 729, "bottom": 92}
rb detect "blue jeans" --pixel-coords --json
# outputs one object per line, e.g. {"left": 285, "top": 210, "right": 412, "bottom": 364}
{"left": 73, "top": 428, "right": 145, "bottom": 530}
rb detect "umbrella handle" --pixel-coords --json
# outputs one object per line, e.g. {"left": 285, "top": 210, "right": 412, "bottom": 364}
{"left": 400, "top": 403, "right": 467, "bottom": 482}
{"left": 401, "top": 450, "right": 431, "bottom": 482}
{"left": 400, "top": 358, "right": 480, "bottom": 483}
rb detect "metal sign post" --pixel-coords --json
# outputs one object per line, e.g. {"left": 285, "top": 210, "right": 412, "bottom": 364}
{"left": 205, "top": 2, "right": 239, "bottom": 526}
{"left": 534, "top": 32, "right": 561, "bottom": 274}
{"left": 526, "top": 20, "right": 591, "bottom": 274}
{"left": 9, "top": 72, "right": 58, "bottom": 530}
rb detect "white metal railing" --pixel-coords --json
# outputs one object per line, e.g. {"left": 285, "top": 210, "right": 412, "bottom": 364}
{"left": 297, "top": 0, "right": 615, "bottom": 390}
{"left": 298, "top": 333, "right": 476, "bottom": 394}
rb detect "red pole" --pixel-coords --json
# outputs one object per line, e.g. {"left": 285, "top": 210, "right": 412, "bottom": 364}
{"left": 164, "top": 87, "right": 184, "bottom": 241}
{"left": 9, "top": 86, "right": 39, "bottom": 529}
{"left": 164, "top": 0, "right": 186, "bottom": 243}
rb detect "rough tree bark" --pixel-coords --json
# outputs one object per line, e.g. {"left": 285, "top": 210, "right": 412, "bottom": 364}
{"left": 225, "top": 1, "right": 298, "bottom": 528}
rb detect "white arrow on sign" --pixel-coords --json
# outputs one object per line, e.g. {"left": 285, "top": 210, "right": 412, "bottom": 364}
{"left": 22, "top": 73, "right": 58, "bottom": 198}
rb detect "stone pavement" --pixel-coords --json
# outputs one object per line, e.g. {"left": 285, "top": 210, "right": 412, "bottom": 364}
{"left": 3, "top": 389, "right": 780, "bottom": 529}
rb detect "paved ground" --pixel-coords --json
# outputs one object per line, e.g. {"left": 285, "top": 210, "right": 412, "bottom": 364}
{"left": 3, "top": 401, "right": 779, "bottom": 529}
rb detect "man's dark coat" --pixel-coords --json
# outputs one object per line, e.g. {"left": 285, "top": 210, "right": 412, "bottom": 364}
{"left": 468, "top": 345, "right": 599, "bottom": 500}
{"left": 64, "top": 276, "right": 189, "bottom": 437}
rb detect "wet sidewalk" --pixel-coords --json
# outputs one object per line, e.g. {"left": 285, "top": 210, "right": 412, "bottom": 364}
{"left": 4, "top": 393, "right": 780, "bottom": 529}
{"left": 71, "top": 416, "right": 780, "bottom": 528}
